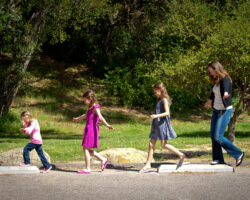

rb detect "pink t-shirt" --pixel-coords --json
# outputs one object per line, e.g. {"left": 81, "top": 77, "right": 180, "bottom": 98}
{"left": 22, "top": 120, "right": 43, "bottom": 144}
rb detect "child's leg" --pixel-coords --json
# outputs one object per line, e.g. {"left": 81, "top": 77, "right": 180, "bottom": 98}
{"left": 161, "top": 140, "right": 185, "bottom": 165}
{"left": 89, "top": 150, "right": 107, "bottom": 163}
{"left": 83, "top": 148, "right": 91, "bottom": 171}
{"left": 145, "top": 139, "right": 157, "bottom": 168}
{"left": 35, "top": 144, "right": 51, "bottom": 169}
{"left": 89, "top": 150, "right": 109, "bottom": 171}
{"left": 161, "top": 140, "right": 184, "bottom": 157}
{"left": 23, "top": 143, "right": 36, "bottom": 164}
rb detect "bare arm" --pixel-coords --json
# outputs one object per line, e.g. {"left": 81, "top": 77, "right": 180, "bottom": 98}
{"left": 94, "top": 108, "right": 113, "bottom": 130}
{"left": 150, "top": 98, "right": 170, "bottom": 119}
{"left": 204, "top": 99, "right": 212, "bottom": 109}
{"left": 73, "top": 113, "right": 86, "bottom": 123}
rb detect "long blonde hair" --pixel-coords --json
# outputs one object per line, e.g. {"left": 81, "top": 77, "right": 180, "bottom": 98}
{"left": 20, "top": 111, "right": 34, "bottom": 124}
{"left": 208, "top": 61, "right": 232, "bottom": 85}
{"left": 83, "top": 90, "right": 98, "bottom": 108}
{"left": 153, "top": 82, "right": 172, "bottom": 105}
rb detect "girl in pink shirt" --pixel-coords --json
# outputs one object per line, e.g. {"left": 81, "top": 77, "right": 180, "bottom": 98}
{"left": 20, "top": 111, "right": 52, "bottom": 173}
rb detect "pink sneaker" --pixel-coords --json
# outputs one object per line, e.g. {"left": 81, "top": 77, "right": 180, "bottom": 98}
{"left": 20, "top": 163, "right": 31, "bottom": 166}
{"left": 43, "top": 166, "right": 52, "bottom": 173}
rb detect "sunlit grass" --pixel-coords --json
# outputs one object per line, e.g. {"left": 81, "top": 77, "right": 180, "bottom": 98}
{"left": 1, "top": 100, "right": 249, "bottom": 162}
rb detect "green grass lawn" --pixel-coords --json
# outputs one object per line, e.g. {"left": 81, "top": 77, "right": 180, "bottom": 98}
{"left": 1, "top": 97, "right": 249, "bottom": 162}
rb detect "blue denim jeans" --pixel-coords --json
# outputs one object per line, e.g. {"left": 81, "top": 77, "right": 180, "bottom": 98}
{"left": 23, "top": 143, "right": 51, "bottom": 169}
{"left": 210, "top": 108, "right": 242, "bottom": 161}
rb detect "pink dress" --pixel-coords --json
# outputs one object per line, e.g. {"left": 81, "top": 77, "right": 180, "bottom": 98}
{"left": 82, "top": 104, "right": 100, "bottom": 148}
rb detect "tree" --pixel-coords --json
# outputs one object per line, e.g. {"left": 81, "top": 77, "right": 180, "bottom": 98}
{"left": 0, "top": 0, "right": 69, "bottom": 116}
{"left": 0, "top": 0, "right": 111, "bottom": 116}
{"left": 104, "top": 0, "right": 250, "bottom": 116}
{"left": 212, "top": 1, "right": 250, "bottom": 142}
{"left": 163, "top": 0, "right": 250, "bottom": 141}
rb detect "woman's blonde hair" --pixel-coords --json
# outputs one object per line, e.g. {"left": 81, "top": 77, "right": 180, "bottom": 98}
{"left": 153, "top": 82, "right": 172, "bottom": 105}
{"left": 83, "top": 90, "right": 98, "bottom": 108}
{"left": 208, "top": 61, "right": 232, "bottom": 85}
{"left": 20, "top": 111, "right": 34, "bottom": 123}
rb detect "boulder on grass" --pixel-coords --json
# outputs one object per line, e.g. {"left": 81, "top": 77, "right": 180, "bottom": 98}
{"left": 0, "top": 148, "right": 51, "bottom": 166}
{"left": 91, "top": 148, "right": 154, "bottom": 164}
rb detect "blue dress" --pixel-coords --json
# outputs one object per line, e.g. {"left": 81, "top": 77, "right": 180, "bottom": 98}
{"left": 149, "top": 99, "right": 177, "bottom": 140}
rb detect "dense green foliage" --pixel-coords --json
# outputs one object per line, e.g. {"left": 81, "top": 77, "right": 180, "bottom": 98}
{"left": 41, "top": 0, "right": 249, "bottom": 110}
{"left": 1, "top": 0, "right": 249, "bottom": 112}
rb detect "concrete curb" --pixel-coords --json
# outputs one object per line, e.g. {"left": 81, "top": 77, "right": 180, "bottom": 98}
{"left": 0, "top": 161, "right": 248, "bottom": 174}
{"left": 158, "top": 164, "right": 234, "bottom": 173}
{"left": 52, "top": 161, "right": 250, "bottom": 169}
{"left": 0, "top": 166, "right": 40, "bottom": 174}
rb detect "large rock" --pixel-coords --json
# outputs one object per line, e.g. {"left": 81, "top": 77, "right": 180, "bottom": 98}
{"left": 0, "top": 148, "right": 51, "bottom": 166}
{"left": 92, "top": 148, "right": 154, "bottom": 164}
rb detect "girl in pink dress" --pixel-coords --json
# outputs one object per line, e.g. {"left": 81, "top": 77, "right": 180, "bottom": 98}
{"left": 73, "top": 90, "right": 113, "bottom": 174}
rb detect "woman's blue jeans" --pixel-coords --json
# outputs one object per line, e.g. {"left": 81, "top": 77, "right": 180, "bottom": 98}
{"left": 23, "top": 143, "right": 51, "bottom": 168}
{"left": 210, "top": 108, "right": 242, "bottom": 162}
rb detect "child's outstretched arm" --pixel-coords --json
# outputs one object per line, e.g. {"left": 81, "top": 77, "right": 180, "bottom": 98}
{"left": 73, "top": 113, "right": 86, "bottom": 123}
{"left": 150, "top": 98, "right": 170, "bottom": 119}
{"left": 20, "top": 121, "right": 37, "bottom": 135}
{"left": 94, "top": 108, "right": 114, "bottom": 130}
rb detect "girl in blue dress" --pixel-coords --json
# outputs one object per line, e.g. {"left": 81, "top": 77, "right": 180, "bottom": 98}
{"left": 140, "top": 82, "right": 186, "bottom": 172}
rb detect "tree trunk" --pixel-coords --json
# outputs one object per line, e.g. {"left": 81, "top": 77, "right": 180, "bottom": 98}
{"left": 227, "top": 78, "right": 249, "bottom": 142}
{"left": 0, "top": 40, "right": 37, "bottom": 116}
{"left": 0, "top": 3, "right": 50, "bottom": 116}
{"left": 228, "top": 114, "right": 237, "bottom": 142}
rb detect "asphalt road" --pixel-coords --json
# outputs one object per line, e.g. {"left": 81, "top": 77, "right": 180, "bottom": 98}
{"left": 0, "top": 167, "right": 249, "bottom": 200}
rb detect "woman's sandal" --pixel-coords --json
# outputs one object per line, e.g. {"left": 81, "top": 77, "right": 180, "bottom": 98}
{"left": 77, "top": 169, "right": 91, "bottom": 174}
{"left": 139, "top": 166, "right": 152, "bottom": 173}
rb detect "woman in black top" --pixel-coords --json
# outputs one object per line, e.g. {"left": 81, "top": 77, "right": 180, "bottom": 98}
{"left": 204, "top": 61, "right": 244, "bottom": 166}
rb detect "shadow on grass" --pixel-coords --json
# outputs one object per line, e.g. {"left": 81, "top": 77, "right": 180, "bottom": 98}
{"left": 40, "top": 129, "right": 82, "bottom": 140}
{"left": 13, "top": 97, "right": 214, "bottom": 124}
{"left": 12, "top": 100, "right": 151, "bottom": 124}
{"left": 13, "top": 99, "right": 215, "bottom": 125}
{"left": 172, "top": 111, "right": 212, "bottom": 122}
{"left": 12, "top": 99, "right": 83, "bottom": 119}
{"left": 178, "top": 131, "right": 250, "bottom": 138}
